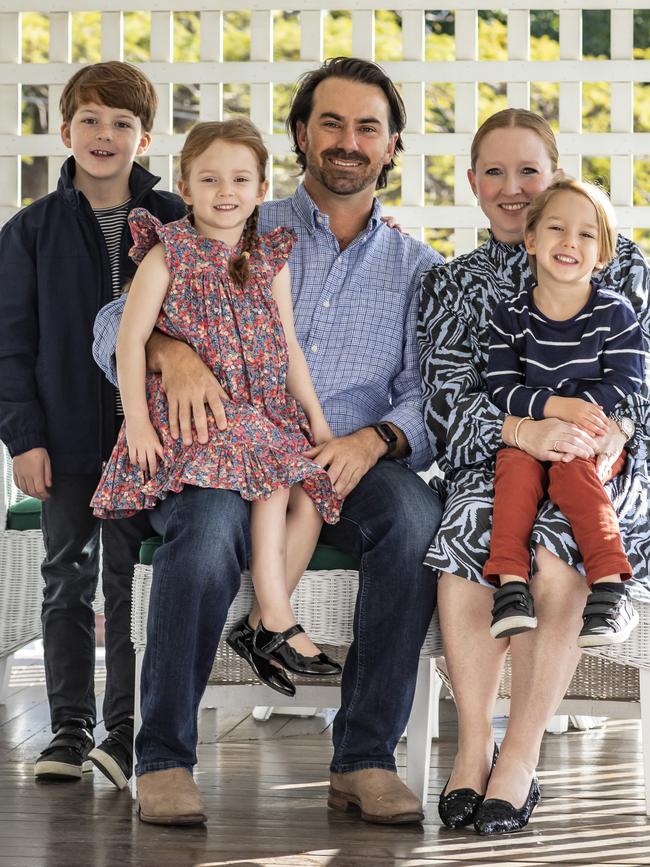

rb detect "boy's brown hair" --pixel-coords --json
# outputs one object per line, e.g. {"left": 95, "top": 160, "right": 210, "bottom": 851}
{"left": 59, "top": 61, "right": 158, "bottom": 132}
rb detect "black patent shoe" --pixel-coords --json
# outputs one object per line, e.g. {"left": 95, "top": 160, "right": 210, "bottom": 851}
{"left": 474, "top": 776, "right": 541, "bottom": 835}
{"left": 253, "top": 622, "right": 342, "bottom": 677}
{"left": 438, "top": 742, "right": 499, "bottom": 828}
{"left": 226, "top": 616, "right": 296, "bottom": 697}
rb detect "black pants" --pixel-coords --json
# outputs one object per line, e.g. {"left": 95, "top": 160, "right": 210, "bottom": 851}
{"left": 41, "top": 474, "right": 151, "bottom": 733}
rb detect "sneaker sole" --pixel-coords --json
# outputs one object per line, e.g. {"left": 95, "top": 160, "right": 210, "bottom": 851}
{"left": 34, "top": 759, "right": 93, "bottom": 780}
{"left": 577, "top": 608, "right": 639, "bottom": 648}
{"left": 490, "top": 615, "right": 538, "bottom": 639}
{"left": 88, "top": 746, "right": 130, "bottom": 790}
{"left": 327, "top": 788, "right": 424, "bottom": 824}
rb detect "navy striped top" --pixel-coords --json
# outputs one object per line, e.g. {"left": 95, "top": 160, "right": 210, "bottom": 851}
{"left": 487, "top": 284, "right": 645, "bottom": 419}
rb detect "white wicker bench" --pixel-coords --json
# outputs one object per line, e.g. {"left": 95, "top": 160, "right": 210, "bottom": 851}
{"left": 130, "top": 559, "right": 445, "bottom": 804}
{"left": 0, "top": 443, "right": 46, "bottom": 701}
{"left": 0, "top": 443, "right": 104, "bottom": 703}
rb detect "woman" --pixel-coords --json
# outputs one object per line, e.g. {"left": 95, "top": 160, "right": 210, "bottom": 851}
{"left": 417, "top": 108, "right": 650, "bottom": 834}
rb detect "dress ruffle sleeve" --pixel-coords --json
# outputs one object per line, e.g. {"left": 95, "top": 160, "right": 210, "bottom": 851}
{"left": 260, "top": 226, "right": 297, "bottom": 276}
{"left": 128, "top": 207, "right": 166, "bottom": 265}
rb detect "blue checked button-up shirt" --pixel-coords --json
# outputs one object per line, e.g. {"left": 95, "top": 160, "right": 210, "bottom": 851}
{"left": 93, "top": 183, "right": 442, "bottom": 469}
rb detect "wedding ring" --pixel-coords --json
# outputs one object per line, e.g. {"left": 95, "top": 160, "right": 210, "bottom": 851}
{"left": 553, "top": 440, "right": 561, "bottom": 452}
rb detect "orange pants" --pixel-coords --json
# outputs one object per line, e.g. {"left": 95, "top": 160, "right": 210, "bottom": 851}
{"left": 483, "top": 447, "right": 632, "bottom": 586}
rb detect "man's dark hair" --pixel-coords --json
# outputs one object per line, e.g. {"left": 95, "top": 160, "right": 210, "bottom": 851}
{"left": 286, "top": 57, "right": 406, "bottom": 191}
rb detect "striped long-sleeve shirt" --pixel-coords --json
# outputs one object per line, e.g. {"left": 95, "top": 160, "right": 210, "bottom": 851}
{"left": 487, "top": 284, "right": 645, "bottom": 419}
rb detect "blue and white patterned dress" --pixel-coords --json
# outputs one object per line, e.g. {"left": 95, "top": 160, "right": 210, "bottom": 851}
{"left": 418, "top": 233, "right": 650, "bottom": 593}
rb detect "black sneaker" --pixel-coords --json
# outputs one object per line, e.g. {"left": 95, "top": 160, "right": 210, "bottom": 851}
{"left": 34, "top": 722, "right": 94, "bottom": 780}
{"left": 490, "top": 581, "right": 538, "bottom": 639}
{"left": 577, "top": 587, "right": 639, "bottom": 648}
{"left": 88, "top": 719, "right": 134, "bottom": 790}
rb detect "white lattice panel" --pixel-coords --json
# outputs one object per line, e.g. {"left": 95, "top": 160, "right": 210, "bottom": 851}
{"left": 0, "top": 1, "right": 648, "bottom": 253}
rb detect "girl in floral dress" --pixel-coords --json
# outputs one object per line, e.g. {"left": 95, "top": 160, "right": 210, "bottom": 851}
{"left": 92, "top": 119, "right": 341, "bottom": 687}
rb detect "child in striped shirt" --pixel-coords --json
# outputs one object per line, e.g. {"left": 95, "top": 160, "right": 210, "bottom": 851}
{"left": 484, "top": 179, "right": 645, "bottom": 647}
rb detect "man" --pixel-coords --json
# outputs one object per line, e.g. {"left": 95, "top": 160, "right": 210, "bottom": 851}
{"left": 93, "top": 56, "right": 443, "bottom": 826}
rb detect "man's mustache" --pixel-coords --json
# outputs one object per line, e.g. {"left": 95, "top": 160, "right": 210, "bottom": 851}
{"left": 321, "top": 149, "right": 370, "bottom": 165}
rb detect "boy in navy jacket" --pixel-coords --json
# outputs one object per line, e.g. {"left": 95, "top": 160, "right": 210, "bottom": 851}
{"left": 0, "top": 62, "right": 184, "bottom": 787}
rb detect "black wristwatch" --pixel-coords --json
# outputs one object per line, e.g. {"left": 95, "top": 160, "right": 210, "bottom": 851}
{"left": 372, "top": 422, "right": 398, "bottom": 456}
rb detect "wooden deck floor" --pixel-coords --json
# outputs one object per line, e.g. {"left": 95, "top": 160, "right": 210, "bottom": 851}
{"left": 1, "top": 661, "right": 649, "bottom": 867}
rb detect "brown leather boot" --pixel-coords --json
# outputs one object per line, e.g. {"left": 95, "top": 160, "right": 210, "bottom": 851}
{"left": 328, "top": 769, "right": 424, "bottom": 824}
{"left": 137, "top": 768, "right": 207, "bottom": 825}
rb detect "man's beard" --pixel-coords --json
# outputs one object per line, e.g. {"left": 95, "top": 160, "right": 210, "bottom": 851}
{"left": 307, "top": 148, "right": 382, "bottom": 196}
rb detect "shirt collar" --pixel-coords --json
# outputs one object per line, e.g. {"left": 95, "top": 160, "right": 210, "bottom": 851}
{"left": 291, "top": 182, "right": 382, "bottom": 238}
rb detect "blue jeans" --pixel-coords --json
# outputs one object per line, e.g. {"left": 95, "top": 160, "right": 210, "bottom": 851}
{"left": 135, "top": 462, "right": 441, "bottom": 776}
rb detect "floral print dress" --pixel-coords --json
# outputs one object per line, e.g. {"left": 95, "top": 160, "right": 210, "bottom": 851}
{"left": 91, "top": 208, "right": 340, "bottom": 524}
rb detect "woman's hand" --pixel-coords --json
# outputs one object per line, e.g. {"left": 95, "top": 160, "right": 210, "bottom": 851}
{"left": 592, "top": 418, "right": 627, "bottom": 481}
{"left": 516, "top": 417, "right": 596, "bottom": 462}
{"left": 126, "top": 418, "right": 165, "bottom": 476}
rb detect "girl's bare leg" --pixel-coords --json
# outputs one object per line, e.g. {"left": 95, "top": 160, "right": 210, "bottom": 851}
{"left": 249, "top": 485, "right": 323, "bottom": 657}
{"left": 439, "top": 571, "right": 509, "bottom": 794}
{"left": 485, "top": 545, "right": 587, "bottom": 806}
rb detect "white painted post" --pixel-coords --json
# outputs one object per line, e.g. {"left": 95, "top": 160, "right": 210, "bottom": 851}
{"left": 610, "top": 8, "right": 634, "bottom": 239}
{"left": 559, "top": 10, "right": 582, "bottom": 181}
{"left": 300, "top": 11, "right": 323, "bottom": 63}
{"left": 0, "top": 13, "right": 21, "bottom": 217}
{"left": 401, "top": 11, "right": 425, "bottom": 240}
{"left": 250, "top": 10, "right": 273, "bottom": 198}
{"left": 48, "top": 12, "right": 70, "bottom": 192}
{"left": 352, "top": 11, "right": 375, "bottom": 60}
{"left": 454, "top": 10, "right": 478, "bottom": 256}
{"left": 101, "top": 11, "right": 124, "bottom": 62}
{"left": 507, "top": 9, "right": 530, "bottom": 110}
{"left": 150, "top": 11, "right": 173, "bottom": 190}
{"left": 200, "top": 11, "right": 224, "bottom": 123}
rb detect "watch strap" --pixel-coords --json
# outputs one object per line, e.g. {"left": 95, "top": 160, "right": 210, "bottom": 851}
{"left": 372, "top": 422, "right": 397, "bottom": 455}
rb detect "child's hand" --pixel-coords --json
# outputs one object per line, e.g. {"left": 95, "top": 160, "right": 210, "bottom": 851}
{"left": 12, "top": 447, "right": 52, "bottom": 500}
{"left": 126, "top": 419, "right": 164, "bottom": 476}
{"left": 311, "top": 421, "right": 334, "bottom": 446}
{"left": 544, "top": 396, "right": 609, "bottom": 438}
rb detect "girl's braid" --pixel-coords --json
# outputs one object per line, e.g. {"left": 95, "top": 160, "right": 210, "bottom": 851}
{"left": 229, "top": 205, "right": 260, "bottom": 287}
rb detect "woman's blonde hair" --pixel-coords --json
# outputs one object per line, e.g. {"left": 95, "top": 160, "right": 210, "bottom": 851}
{"left": 179, "top": 118, "right": 268, "bottom": 287}
{"left": 524, "top": 178, "right": 617, "bottom": 275}
{"left": 470, "top": 108, "right": 559, "bottom": 172}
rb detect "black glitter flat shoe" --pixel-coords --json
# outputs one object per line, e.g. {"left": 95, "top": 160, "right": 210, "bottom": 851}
{"left": 474, "top": 776, "right": 540, "bottom": 835}
{"left": 438, "top": 742, "right": 499, "bottom": 829}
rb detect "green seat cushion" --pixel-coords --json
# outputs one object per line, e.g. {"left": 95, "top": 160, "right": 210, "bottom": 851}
{"left": 7, "top": 496, "right": 42, "bottom": 530}
{"left": 139, "top": 536, "right": 359, "bottom": 572}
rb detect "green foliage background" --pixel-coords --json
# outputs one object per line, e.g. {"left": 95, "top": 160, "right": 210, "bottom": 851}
{"left": 20, "top": 9, "right": 650, "bottom": 257}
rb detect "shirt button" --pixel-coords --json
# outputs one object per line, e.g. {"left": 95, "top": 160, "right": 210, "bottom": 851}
{"left": 316, "top": 215, "right": 323, "bottom": 224}
{"left": 336, "top": 256, "right": 342, "bottom": 263}
{"left": 311, "top": 343, "right": 319, "bottom": 353}
{"left": 323, "top": 300, "right": 330, "bottom": 308}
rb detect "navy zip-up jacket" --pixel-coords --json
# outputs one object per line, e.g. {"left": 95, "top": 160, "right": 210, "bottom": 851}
{"left": 0, "top": 157, "right": 184, "bottom": 474}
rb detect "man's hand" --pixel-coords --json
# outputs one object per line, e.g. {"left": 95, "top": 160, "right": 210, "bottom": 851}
{"left": 13, "top": 447, "right": 52, "bottom": 501}
{"left": 304, "top": 428, "right": 385, "bottom": 498}
{"left": 126, "top": 418, "right": 164, "bottom": 476}
{"left": 592, "top": 418, "right": 627, "bottom": 482}
{"left": 544, "top": 396, "right": 609, "bottom": 438}
{"left": 149, "top": 333, "right": 229, "bottom": 445}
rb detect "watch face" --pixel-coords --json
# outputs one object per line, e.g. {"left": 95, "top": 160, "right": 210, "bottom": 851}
{"left": 621, "top": 417, "right": 635, "bottom": 439}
